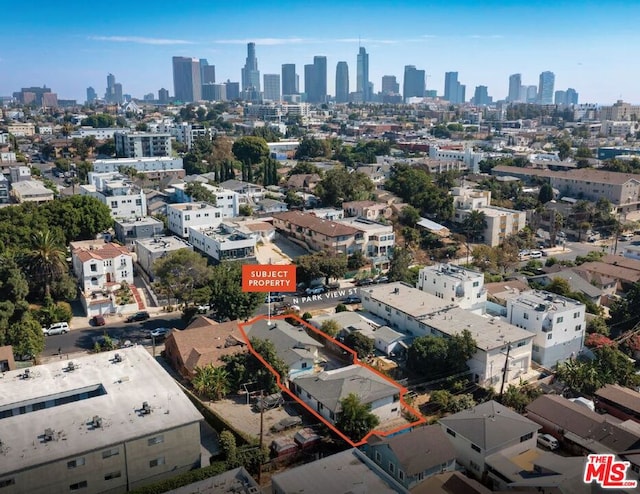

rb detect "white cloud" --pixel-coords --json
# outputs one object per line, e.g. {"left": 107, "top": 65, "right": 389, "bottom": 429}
{"left": 89, "top": 36, "right": 194, "bottom": 45}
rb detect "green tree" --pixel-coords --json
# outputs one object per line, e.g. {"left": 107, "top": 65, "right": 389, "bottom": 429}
{"left": 344, "top": 332, "right": 374, "bottom": 359}
{"left": 26, "top": 230, "right": 67, "bottom": 300}
{"left": 320, "top": 319, "right": 340, "bottom": 337}
{"left": 335, "top": 393, "right": 380, "bottom": 442}
{"left": 192, "top": 364, "right": 230, "bottom": 400}
{"left": 461, "top": 210, "right": 487, "bottom": 243}
{"left": 153, "top": 249, "right": 212, "bottom": 306}
{"left": 538, "top": 183, "right": 554, "bottom": 204}
{"left": 218, "top": 430, "right": 238, "bottom": 467}
{"left": 232, "top": 136, "right": 269, "bottom": 182}
{"left": 82, "top": 113, "right": 116, "bottom": 128}
{"left": 294, "top": 136, "right": 330, "bottom": 159}
{"left": 608, "top": 281, "right": 640, "bottom": 335}
{"left": 387, "top": 247, "right": 412, "bottom": 283}
{"left": 184, "top": 182, "right": 218, "bottom": 204}
{"left": 223, "top": 338, "right": 288, "bottom": 394}
{"left": 399, "top": 205, "right": 421, "bottom": 228}
{"left": 315, "top": 167, "right": 374, "bottom": 207}
{"left": 501, "top": 382, "right": 542, "bottom": 413}
{"left": 295, "top": 251, "right": 348, "bottom": 285}
{"left": 209, "top": 262, "right": 263, "bottom": 321}
{"left": 284, "top": 190, "right": 304, "bottom": 208}
{"left": 287, "top": 161, "right": 321, "bottom": 177}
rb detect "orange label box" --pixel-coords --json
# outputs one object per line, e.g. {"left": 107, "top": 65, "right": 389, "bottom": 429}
{"left": 242, "top": 264, "right": 297, "bottom": 292}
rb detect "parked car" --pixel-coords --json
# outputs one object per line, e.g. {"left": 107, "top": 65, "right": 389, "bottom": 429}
{"left": 196, "top": 304, "right": 211, "bottom": 314}
{"left": 149, "top": 327, "right": 170, "bottom": 339}
{"left": 354, "top": 278, "right": 374, "bottom": 286}
{"left": 305, "top": 286, "right": 326, "bottom": 295}
{"left": 374, "top": 276, "right": 389, "bottom": 284}
{"left": 270, "top": 416, "right": 303, "bottom": 433}
{"left": 91, "top": 315, "right": 106, "bottom": 326}
{"left": 342, "top": 295, "right": 362, "bottom": 304}
{"left": 42, "top": 322, "right": 70, "bottom": 336}
{"left": 265, "top": 294, "right": 285, "bottom": 303}
{"left": 125, "top": 311, "right": 150, "bottom": 323}
{"left": 537, "top": 433, "right": 559, "bottom": 450}
{"left": 529, "top": 251, "right": 543, "bottom": 259}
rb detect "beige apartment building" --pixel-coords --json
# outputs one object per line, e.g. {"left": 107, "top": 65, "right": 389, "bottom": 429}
{"left": 0, "top": 347, "right": 203, "bottom": 494}
{"left": 7, "top": 122, "right": 36, "bottom": 137}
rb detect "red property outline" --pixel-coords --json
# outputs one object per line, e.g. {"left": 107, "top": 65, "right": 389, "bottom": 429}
{"left": 238, "top": 314, "right": 426, "bottom": 447}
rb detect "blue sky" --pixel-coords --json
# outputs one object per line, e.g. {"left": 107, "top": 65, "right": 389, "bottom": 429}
{"left": 2, "top": 0, "right": 639, "bottom": 104}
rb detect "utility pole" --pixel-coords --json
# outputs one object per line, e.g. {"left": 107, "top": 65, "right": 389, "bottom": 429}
{"left": 258, "top": 391, "right": 264, "bottom": 483}
{"left": 499, "top": 342, "right": 511, "bottom": 401}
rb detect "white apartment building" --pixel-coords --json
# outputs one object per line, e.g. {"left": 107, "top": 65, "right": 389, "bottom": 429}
{"left": 167, "top": 202, "right": 226, "bottom": 238}
{"left": 362, "top": 283, "right": 534, "bottom": 390}
{"left": 451, "top": 186, "right": 526, "bottom": 247}
{"left": 0, "top": 347, "right": 203, "bottom": 494}
{"left": 171, "top": 183, "right": 240, "bottom": 216}
{"left": 506, "top": 290, "right": 586, "bottom": 368}
{"left": 135, "top": 236, "right": 193, "bottom": 279}
{"left": 92, "top": 157, "right": 184, "bottom": 176}
{"left": 417, "top": 264, "right": 486, "bottom": 313}
{"left": 188, "top": 223, "right": 256, "bottom": 263}
{"left": 0, "top": 152, "right": 17, "bottom": 163}
{"left": 71, "top": 127, "right": 122, "bottom": 139}
{"left": 428, "top": 145, "right": 484, "bottom": 173}
{"left": 600, "top": 120, "right": 640, "bottom": 138}
{"left": 114, "top": 131, "right": 172, "bottom": 158}
{"left": 337, "top": 217, "right": 395, "bottom": 263}
{"left": 71, "top": 241, "right": 134, "bottom": 294}
{"left": 80, "top": 173, "right": 147, "bottom": 219}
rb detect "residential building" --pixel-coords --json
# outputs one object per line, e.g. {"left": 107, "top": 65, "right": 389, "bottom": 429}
{"left": 357, "top": 46, "right": 371, "bottom": 102}
{"left": 169, "top": 467, "right": 258, "bottom": 494}
{"left": 0, "top": 347, "right": 203, "bottom": 494}
{"left": 241, "top": 42, "right": 261, "bottom": 93}
{"left": 594, "top": 384, "right": 640, "bottom": 423}
{"left": 362, "top": 283, "right": 534, "bottom": 389}
{"left": 7, "top": 122, "right": 35, "bottom": 136}
{"left": 364, "top": 426, "right": 456, "bottom": 489}
{"left": 282, "top": 63, "right": 297, "bottom": 97}
{"left": 243, "top": 318, "right": 322, "bottom": 379}
{"left": 170, "top": 183, "right": 240, "bottom": 216}
{"left": 292, "top": 364, "right": 402, "bottom": 425}
{"left": 164, "top": 317, "right": 246, "bottom": 380}
{"left": 71, "top": 127, "right": 121, "bottom": 139}
{"left": 92, "top": 157, "right": 184, "bottom": 179}
{"left": 0, "top": 175, "right": 9, "bottom": 204}
{"left": 335, "top": 61, "right": 349, "bottom": 103}
{"left": 600, "top": 120, "right": 640, "bottom": 138}
{"left": 337, "top": 216, "right": 395, "bottom": 267}
{"left": 507, "top": 73, "right": 522, "bottom": 103}
{"left": 537, "top": 71, "right": 555, "bottom": 104}
{"left": 255, "top": 198, "right": 288, "bottom": 214}
{"left": 0, "top": 345, "right": 16, "bottom": 372}
{"left": 439, "top": 401, "right": 540, "bottom": 477}
{"left": 71, "top": 241, "right": 134, "bottom": 294}
{"left": 172, "top": 56, "right": 201, "bottom": 103}
{"left": 403, "top": 65, "right": 425, "bottom": 101}
{"left": 11, "top": 180, "right": 55, "bottom": 203}
{"left": 599, "top": 100, "right": 640, "bottom": 121}
{"left": 114, "top": 216, "right": 164, "bottom": 245}
{"left": 188, "top": 223, "right": 256, "bottom": 263}
{"left": 218, "top": 179, "right": 264, "bottom": 204}
{"left": 416, "top": 264, "right": 486, "bottom": 312}
{"left": 286, "top": 173, "right": 321, "bottom": 192}
{"left": 114, "top": 131, "right": 172, "bottom": 158}
{"left": 342, "top": 200, "right": 393, "bottom": 221}
{"left": 135, "top": 236, "right": 193, "bottom": 280}
{"left": 428, "top": 147, "right": 484, "bottom": 174}
{"left": 506, "top": 290, "right": 585, "bottom": 368}
{"left": 271, "top": 448, "right": 408, "bottom": 494}
{"left": 167, "top": 202, "right": 226, "bottom": 238}
{"left": 80, "top": 173, "right": 147, "bottom": 219}
{"left": 574, "top": 254, "right": 640, "bottom": 294}
{"left": 528, "top": 268, "right": 603, "bottom": 307}
{"left": 263, "top": 73, "right": 281, "bottom": 101}
{"left": 9, "top": 166, "right": 32, "bottom": 184}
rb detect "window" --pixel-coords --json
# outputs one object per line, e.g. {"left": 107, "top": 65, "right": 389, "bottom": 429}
{"left": 0, "top": 479, "right": 15, "bottom": 488}
{"left": 517, "top": 341, "right": 526, "bottom": 347}
{"left": 523, "top": 313, "right": 529, "bottom": 320}
{"left": 547, "top": 333, "right": 553, "bottom": 340}
{"left": 69, "top": 481, "right": 88, "bottom": 491}
{"left": 557, "top": 316, "right": 564, "bottom": 323}
{"left": 375, "top": 451, "right": 381, "bottom": 463}
{"left": 399, "top": 470, "right": 405, "bottom": 481}
{"left": 446, "top": 428, "right": 456, "bottom": 438}
{"left": 473, "top": 281, "right": 480, "bottom": 287}
{"left": 90, "top": 264, "right": 97, "bottom": 272}
{"left": 575, "top": 324, "right": 582, "bottom": 331}
{"left": 102, "top": 448, "right": 120, "bottom": 459}
{"left": 301, "top": 362, "right": 308, "bottom": 369}
{"left": 388, "top": 462, "right": 395, "bottom": 474}
{"left": 520, "top": 432, "right": 533, "bottom": 442}
{"left": 104, "top": 471, "right": 121, "bottom": 481}
{"left": 149, "top": 457, "right": 165, "bottom": 468}
{"left": 67, "top": 457, "right": 86, "bottom": 469}
{"left": 148, "top": 435, "right": 164, "bottom": 446}
{"left": 574, "top": 312, "right": 580, "bottom": 319}
{"left": 417, "top": 472, "right": 424, "bottom": 481}
{"left": 471, "top": 443, "right": 481, "bottom": 453}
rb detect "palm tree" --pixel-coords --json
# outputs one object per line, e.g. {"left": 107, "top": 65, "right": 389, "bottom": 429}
{"left": 462, "top": 210, "right": 487, "bottom": 243}
{"left": 28, "top": 230, "right": 67, "bottom": 300}
{"left": 192, "top": 365, "right": 230, "bottom": 401}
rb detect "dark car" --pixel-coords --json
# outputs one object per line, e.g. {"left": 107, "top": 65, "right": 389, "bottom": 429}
{"left": 265, "top": 294, "right": 285, "bottom": 303}
{"left": 343, "top": 295, "right": 362, "bottom": 304}
{"left": 355, "top": 278, "right": 374, "bottom": 287}
{"left": 374, "top": 276, "right": 389, "bottom": 284}
{"left": 125, "top": 311, "right": 150, "bottom": 323}
{"left": 91, "top": 315, "right": 106, "bottom": 326}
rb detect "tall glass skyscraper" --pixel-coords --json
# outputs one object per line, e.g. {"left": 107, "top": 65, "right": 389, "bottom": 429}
{"left": 508, "top": 73, "right": 522, "bottom": 103}
{"left": 282, "top": 64, "right": 297, "bottom": 96}
{"left": 263, "top": 74, "right": 281, "bottom": 101}
{"left": 335, "top": 61, "right": 349, "bottom": 103}
{"left": 356, "top": 46, "right": 370, "bottom": 102}
{"left": 241, "top": 42, "right": 260, "bottom": 92}
{"left": 538, "top": 71, "right": 555, "bottom": 105}
{"left": 172, "top": 57, "right": 201, "bottom": 102}
{"left": 304, "top": 56, "right": 327, "bottom": 103}
{"left": 403, "top": 65, "right": 425, "bottom": 102}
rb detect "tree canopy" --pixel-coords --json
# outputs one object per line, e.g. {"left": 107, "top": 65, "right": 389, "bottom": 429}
{"left": 208, "top": 262, "right": 264, "bottom": 321}
{"left": 295, "top": 251, "right": 348, "bottom": 285}
{"left": 407, "top": 329, "right": 476, "bottom": 376}
{"left": 335, "top": 393, "right": 380, "bottom": 442}
{"left": 153, "top": 249, "right": 211, "bottom": 306}
{"left": 315, "top": 167, "right": 374, "bottom": 207}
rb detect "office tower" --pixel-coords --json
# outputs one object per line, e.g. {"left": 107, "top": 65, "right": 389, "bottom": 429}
{"left": 537, "top": 71, "right": 555, "bottom": 104}
{"left": 526, "top": 85, "right": 538, "bottom": 103}
{"left": 304, "top": 56, "right": 327, "bottom": 103}
{"left": 566, "top": 88, "right": 578, "bottom": 105}
{"left": 335, "top": 61, "right": 349, "bottom": 103}
{"left": 86, "top": 86, "right": 97, "bottom": 104}
{"left": 356, "top": 46, "right": 370, "bottom": 102}
{"left": 241, "top": 42, "right": 260, "bottom": 92}
{"left": 444, "top": 72, "right": 465, "bottom": 104}
{"left": 473, "top": 85, "right": 491, "bottom": 106}
{"left": 199, "top": 59, "right": 216, "bottom": 85}
{"left": 158, "top": 88, "right": 169, "bottom": 104}
{"left": 508, "top": 73, "right": 521, "bottom": 102}
{"left": 202, "top": 83, "right": 226, "bottom": 101}
{"left": 114, "top": 83, "right": 123, "bottom": 104}
{"left": 424, "top": 90, "right": 437, "bottom": 98}
{"left": 42, "top": 92, "right": 58, "bottom": 108}
{"left": 143, "top": 93, "right": 154, "bottom": 101}
{"left": 554, "top": 90, "right": 567, "bottom": 105}
{"left": 224, "top": 81, "right": 240, "bottom": 100}
{"left": 172, "top": 57, "right": 201, "bottom": 102}
{"left": 403, "top": 65, "right": 425, "bottom": 102}
{"left": 282, "top": 64, "right": 297, "bottom": 96}
{"left": 304, "top": 64, "right": 315, "bottom": 102}
{"left": 381, "top": 76, "right": 399, "bottom": 94}
{"left": 263, "top": 74, "right": 281, "bottom": 101}
{"left": 105, "top": 73, "right": 123, "bottom": 104}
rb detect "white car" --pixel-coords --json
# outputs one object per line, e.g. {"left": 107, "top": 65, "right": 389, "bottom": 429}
{"left": 149, "top": 327, "right": 171, "bottom": 339}
{"left": 43, "top": 322, "right": 70, "bottom": 336}
{"left": 529, "top": 251, "right": 543, "bottom": 259}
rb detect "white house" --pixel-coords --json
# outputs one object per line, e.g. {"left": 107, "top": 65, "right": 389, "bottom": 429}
{"left": 361, "top": 283, "right": 534, "bottom": 390}
{"left": 170, "top": 183, "right": 240, "bottom": 217}
{"left": 506, "top": 290, "right": 585, "bottom": 368}
{"left": 291, "top": 364, "right": 402, "bottom": 425}
{"left": 188, "top": 223, "right": 256, "bottom": 263}
{"left": 135, "top": 236, "right": 193, "bottom": 280}
{"left": 337, "top": 217, "right": 395, "bottom": 265}
{"left": 167, "top": 202, "right": 226, "bottom": 238}
{"left": 417, "top": 264, "right": 486, "bottom": 313}
{"left": 80, "top": 172, "right": 147, "bottom": 219}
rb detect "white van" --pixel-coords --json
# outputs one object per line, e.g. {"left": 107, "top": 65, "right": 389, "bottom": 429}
{"left": 537, "top": 433, "right": 559, "bottom": 450}
{"left": 620, "top": 232, "right": 634, "bottom": 241}
{"left": 43, "top": 322, "right": 70, "bottom": 336}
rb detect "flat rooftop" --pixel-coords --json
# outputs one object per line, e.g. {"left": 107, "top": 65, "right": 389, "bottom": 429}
{"left": 135, "top": 235, "right": 192, "bottom": 252}
{"left": 508, "top": 289, "right": 584, "bottom": 312}
{"left": 421, "top": 263, "right": 483, "bottom": 282}
{"left": 168, "top": 202, "right": 220, "bottom": 211}
{"left": 337, "top": 216, "right": 392, "bottom": 232}
{"left": 0, "top": 347, "right": 203, "bottom": 475}
{"left": 363, "top": 282, "right": 456, "bottom": 317}
{"left": 115, "top": 216, "right": 164, "bottom": 227}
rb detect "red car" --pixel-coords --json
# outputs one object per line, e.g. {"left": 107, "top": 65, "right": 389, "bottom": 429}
{"left": 91, "top": 315, "right": 106, "bottom": 326}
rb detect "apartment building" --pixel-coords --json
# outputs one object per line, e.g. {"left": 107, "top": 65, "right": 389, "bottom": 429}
{"left": 135, "top": 236, "right": 193, "bottom": 279}
{"left": 114, "top": 216, "right": 164, "bottom": 245}
{"left": 0, "top": 347, "right": 203, "bottom": 494}
{"left": 92, "top": 157, "right": 184, "bottom": 180}
{"left": 506, "top": 290, "right": 585, "bottom": 368}
{"left": 7, "top": 122, "right": 35, "bottom": 136}
{"left": 362, "top": 283, "right": 534, "bottom": 390}
{"left": 416, "top": 264, "right": 486, "bottom": 313}
{"left": 337, "top": 217, "right": 395, "bottom": 266}
{"left": 342, "top": 200, "right": 393, "bottom": 220}
{"left": 11, "top": 181, "right": 55, "bottom": 204}
{"left": 80, "top": 173, "right": 147, "bottom": 219}
{"left": 600, "top": 120, "right": 640, "bottom": 138}
{"left": 428, "top": 145, "right": 484, "bottom": 173}
{"left": 71, "top": 241, "right": 134, "bottom": 294}
{"left": 170, "top": 183, "right": 240, "bottom": 217}
{"left": 188, "top": 223, "right": 256, "bottom": 263}
{"left": 114, "top": 131, "right": 172, "bottom": 158}
{"left": 167, "top": 202, "right": 227, "bottom": 238}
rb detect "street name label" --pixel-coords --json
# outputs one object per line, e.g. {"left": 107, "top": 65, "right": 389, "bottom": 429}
{"left": 242, "top": 264, "right": 297, "bottom": 292}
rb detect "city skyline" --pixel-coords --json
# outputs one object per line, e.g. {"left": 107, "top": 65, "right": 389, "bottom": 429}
{"left": 2, "top": 0, "right": 640, "bottom": 104}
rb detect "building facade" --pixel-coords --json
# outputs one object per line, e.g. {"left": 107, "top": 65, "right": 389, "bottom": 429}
{"left": 114, "top": 132, "right": 172, "bottom": 158}
{"left": 416, "top": 264, "right": 486, "bottom": 312}
{"left": 172, "top": 56, "right": 201, "bottom": 103}
{"left": 188, "top": 223, "right": 256, "bottom": 263}
{"left": 167, "top": 202, "right": 226, "bottom": 238}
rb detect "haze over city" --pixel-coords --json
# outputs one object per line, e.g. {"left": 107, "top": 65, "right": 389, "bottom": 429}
{"left": 3, "top": 0, "right": 640, "bottom": 104}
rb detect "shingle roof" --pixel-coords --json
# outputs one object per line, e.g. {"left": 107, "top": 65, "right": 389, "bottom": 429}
{"left": 273, "top": 210, "right": 359, "bottom": 238}
{"left": 439, "top": 401, "right": 539, "bottom": 451}
{"left": 493, "top": 165, "right": 640, "bottom": 186}
{"left": 595, "top": 384, "right": 640, "bottom": 415}
{"left": 73, "top": 242, "right": 131, "bottom": 263}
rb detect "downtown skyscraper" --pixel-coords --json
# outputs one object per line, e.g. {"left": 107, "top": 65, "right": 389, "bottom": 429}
{"left": 356, "top": 46, "right": 370, "bottom": 102}
{"left": 281, "top": 63, "right": 297, "bottom": 96}
{"left": 105, "top": 73, "right": 123, "bottom": 104}
{"left": 241, "top": 42, "right": 260, "bottom": 92}
{"left": 335, "top": 61, "right": 349, "bottom": 103}
{"left": 172, "top": 57, "right": 201, "bottom": 103}
{"left": 263, "top": 74, "right": 281, "bottom": 101}
{"left": 538, "top": 71, "right": 555, "bottom": 104}
{"left": 304, "top": 56, "right": 327, "bottom": 103}
{"left": 507, "top": 73, "right": 522, "bottom": 103}
{"left": 403, "top": 65, "right": 425, "bottom": 102}
{"left": 444, "top": 72, "right": 465, "bottom": 104}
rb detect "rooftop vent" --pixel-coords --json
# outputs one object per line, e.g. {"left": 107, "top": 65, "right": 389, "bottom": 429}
{"left": 43, "top": 428, "right": 54, "bottom": 442}
{"left": 113, "top": 353, "right": 122, "bottom": 363}
{"left": 66, "top": 362, "right": 76, "bottom": 372}
{"left": 141, "top": 401, "right": 152, "bottom": 415}
{"left": 92, "top": 416, "right": 103, "bottom": 428}
{"left": 22, "top": 368, "right": 31, "bottom": 379}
